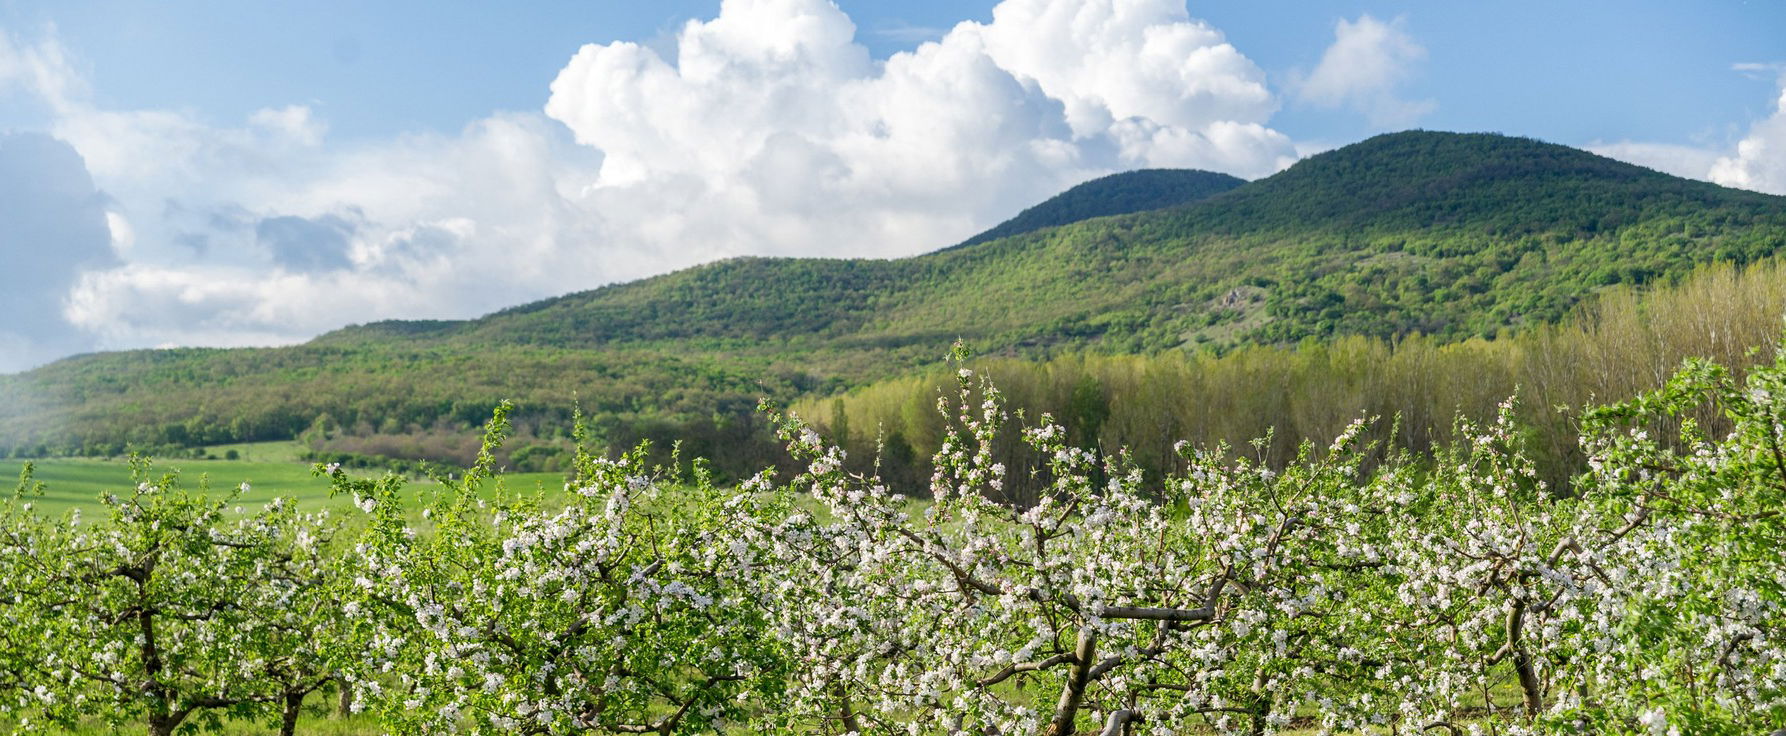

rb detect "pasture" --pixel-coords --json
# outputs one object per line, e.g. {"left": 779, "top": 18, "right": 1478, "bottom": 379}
{"left": 2, "top": 441, "right": 566, "bottom": 515}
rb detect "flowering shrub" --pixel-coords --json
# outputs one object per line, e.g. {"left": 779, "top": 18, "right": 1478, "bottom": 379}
{"left": 1549, "top": 357, "right": 1786, "bottom": 733}
{"left": 0, "top": 459, "right": 340, "bottom": 736}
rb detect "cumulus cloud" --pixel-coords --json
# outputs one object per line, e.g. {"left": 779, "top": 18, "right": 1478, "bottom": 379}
{"left": 3, "top": 1, "right": 1307, "bottom": 369}
{"left": 544, "top": 0, "right": 1294, "bottom": 255}
{"left": 1584, "top": 141, "right": 1725, "bottom": 180}
{"left": 1708, "top": 70, "right": 1786, "bottom": 195}
{"left": 1296, "top": 15, "right": 1434, "bottom": 128}
{"left": 62, "top": 112, "right": 611, "bottom": 348}
{"left": 0, "top": 131, "right": 117, "bottom": 371}
{"left": 1592, "top": 66, "right": 1786, "bottom": 196}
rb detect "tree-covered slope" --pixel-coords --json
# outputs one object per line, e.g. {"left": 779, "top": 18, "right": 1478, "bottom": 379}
{"left": 7, "top": 131, "right": 1785, "bottom": 467}
{"left": 408, "top": 131, "right": 1786, "bottom": 350}
{"left": 952, "top": 168, "right": 1244, "bottom": 248}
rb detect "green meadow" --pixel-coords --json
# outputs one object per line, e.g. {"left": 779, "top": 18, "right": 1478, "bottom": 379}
{"left": 3, "top": 441, "right": 566, "bottom": 516}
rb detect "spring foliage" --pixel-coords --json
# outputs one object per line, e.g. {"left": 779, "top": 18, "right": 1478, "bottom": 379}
{"left": 805, "top": 259, "right": 1786, "bottom": 495}
{"left": 3, "top": 342, "right": 1786, "bottom": 733}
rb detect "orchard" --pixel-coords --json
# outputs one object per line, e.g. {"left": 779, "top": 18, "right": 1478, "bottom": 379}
{"left": 2, "top": 344, "right": 1784, "bottom": 734}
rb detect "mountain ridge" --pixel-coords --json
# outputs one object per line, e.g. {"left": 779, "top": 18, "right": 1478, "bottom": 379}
{"left": 320, "top": 130, "right": 1783, "bottom": 351}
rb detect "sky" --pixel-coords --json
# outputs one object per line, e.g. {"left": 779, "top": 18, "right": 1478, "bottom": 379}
{"left": 0, "top": 0, "right": 1783, "bottom": 373}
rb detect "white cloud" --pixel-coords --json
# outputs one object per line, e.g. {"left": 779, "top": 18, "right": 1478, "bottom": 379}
{"left": 62, "top": 112, "right": 614, "bottom": 346}
{"left": 248, "top": 105, "right": 327, "bottom": 147}
{"left": 3, "top": 2, "right": 1305, "bottom": 368}
{"left": 1708, "top": 72, "right": 1786, "bottom": 195}
{"left": 1296, "top": 14, "right": 1433, "bottom": 128}
{"left": 0, "top": 131, "right": 116, "bottom": 371}
{"left": 1591, "top": 67, "right": 1786, "bottom": 196}
{"left": 0, "top": 24, "right": 85, "bottom": 110}
{"left": 1584, "top": 141, "right": 1724, "bottom": 180}
{"left": 544, "top": 0, "right": 1296, "bottom": 255}
{"left": 970, "top": 0, "right": 1277, "bottom": 136}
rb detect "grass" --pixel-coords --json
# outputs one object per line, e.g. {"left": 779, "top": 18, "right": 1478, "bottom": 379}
{"left": 2, "top": 455, "right": 337, "bottom": 516}
{"left": 200, "top": 440, "right": 311, "bottom": 463}
{"left": 10, "top": 696, "right": 1511, "bottom": 736}
{"left": 1, "top": 442, "right": 566, "bottom": 516}
{"left": 16, "top": 705, "right": 380, "bottom": 735}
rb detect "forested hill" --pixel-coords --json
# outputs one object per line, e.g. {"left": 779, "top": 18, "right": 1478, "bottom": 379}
{"left": 1187, "top": 130, "right": 1759, "bottom": 233}
{"left": 952, "top": 168, "right": 1245, "bottom": 248}
{"left": 6, "top": 131, "right": 1785, "bottom": 466}
{"left": 325, "top": 130, "right": 1786, "bottom": 350}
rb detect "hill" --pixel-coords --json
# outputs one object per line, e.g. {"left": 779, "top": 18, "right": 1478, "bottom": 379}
{"left": 952, "top": 168, "right": 1244, "bottom": 248}
{"left": 5, "top": 131, "right": 1784, "bottom": 475}
{"left": 367, "top": 131, "right": 1785, "bottom": 350}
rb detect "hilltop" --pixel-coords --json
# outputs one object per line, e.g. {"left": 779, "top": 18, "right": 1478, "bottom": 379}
{"left": 952, "top": 168, "right": 1245, "bottom": 248}
{"left": 5, "top": 131, "right": 1783, "bottom": 472}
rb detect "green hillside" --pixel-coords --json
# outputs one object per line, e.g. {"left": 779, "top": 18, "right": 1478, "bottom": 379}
{"left": 5, "top": 131, "right": 1783, "bottom": 475}
{"left": 375, "top": 131, "right": 1786, "bottom": 351}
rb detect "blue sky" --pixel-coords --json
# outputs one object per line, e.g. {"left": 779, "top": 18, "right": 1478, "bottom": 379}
{"left": 0, "top": 0, "right": 1783, "bottom": 370}
{"left": 6, "top": 1, "right": 1779, "bottom": 146}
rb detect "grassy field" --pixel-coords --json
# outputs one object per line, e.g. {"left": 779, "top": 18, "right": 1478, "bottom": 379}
{"left": 2, "top": 442, "right": 567, "bottom": 516}
{"left": 28, "top": 712, "right": 380, "bottom": 736}
{"left": 23, "top": 703, "right": 1474, "bottom": 735}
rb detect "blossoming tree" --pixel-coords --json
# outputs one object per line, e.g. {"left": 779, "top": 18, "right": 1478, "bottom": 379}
{"left": 740, "top": 356, "right": 1415, "bottom": 735}
{"left": 0, "top": 459, "right": 340, "bottom": 736}
{"left": 330, "top": 405, "right": 786, "bottom": 734}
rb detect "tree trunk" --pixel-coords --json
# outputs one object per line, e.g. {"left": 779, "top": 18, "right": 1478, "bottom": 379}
{"left": 1249, "top": 701, "right": 1270, "bottom": 736}
{"left": 1506, "top": 600, "right": 1543, "bottom": 714}
{"left": 147, "top": 716, "right": 177, "bottom": 736}
{"left": 1046, "top": 629, "right": 1098, "bottom": 736}
{"left": 138, "top": 573, "right": 179, "bottom": 736}
{"left": 829, "top": 680, "right": 863, "bottom": 734}
{"left": 337, "top": 677, "right": 354, "bottom": 718}
{"left": 280, "top": 691, "right": 306, "bottom": 736}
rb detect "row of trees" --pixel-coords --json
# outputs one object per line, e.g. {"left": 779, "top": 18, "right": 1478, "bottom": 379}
{"left": 805, "top": 259, "right": 1786, "bottom": 498}
{"left": 3, "top": 346, "right": 1785, "bottom": 734}
{"left": 0, "top": 346, "right": 804, "bottom": 482}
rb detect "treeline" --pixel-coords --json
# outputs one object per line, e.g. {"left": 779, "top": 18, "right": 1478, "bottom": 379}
{"left": 297, "top": 403, "right": 786, "bottom": 477}
{"left": 803, "top": 259, "right": 1786, "bottom": 496}
{"left": 0, "top": 347, "right": 803, "bottom": 480}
